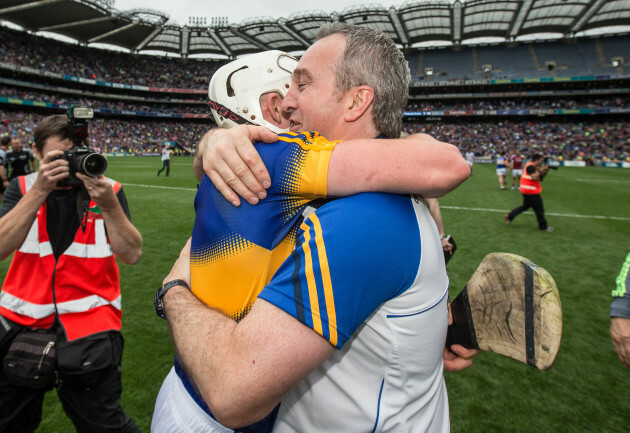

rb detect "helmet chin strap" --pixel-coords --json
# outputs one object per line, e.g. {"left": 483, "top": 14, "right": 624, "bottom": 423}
{"left": 208, "top": 98, "right": 288, "bottom": 134}
{"left": 207, "top": 99, "right": 251, "bottom": 126}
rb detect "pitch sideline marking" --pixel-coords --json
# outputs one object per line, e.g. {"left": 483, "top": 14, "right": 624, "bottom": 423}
{"left": 124, "top": 184, "right": 630, "bottom": 222}
{"left": 440, "top": 205, "right": 630, "bottom": 221}
{"left": 125, "top": 183, "right": 197, "bottom": 192}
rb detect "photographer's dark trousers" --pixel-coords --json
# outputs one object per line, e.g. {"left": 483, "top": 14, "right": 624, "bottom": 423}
{"left": 0, "top": 329, "right": 140, "bottom": 433}
{"left": 157, "top": 159, "right": 170, "bottom": 177}
{"left": 507, "top": 193, "right": 548, "bottom": 230}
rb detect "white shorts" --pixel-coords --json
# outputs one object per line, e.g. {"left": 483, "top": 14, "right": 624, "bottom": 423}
{"left": 512, "top": 169, "right": 522, "bottom": 176}
{"left": 151, "top": 367, "right": 233, "bottom": 433}
{"left": 496, "top": 168, "right": 507, "bottom": 176}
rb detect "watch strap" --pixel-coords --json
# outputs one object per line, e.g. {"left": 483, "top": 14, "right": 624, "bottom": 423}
{"left": 154, "top": 279, "right": 190, "bottom": 319}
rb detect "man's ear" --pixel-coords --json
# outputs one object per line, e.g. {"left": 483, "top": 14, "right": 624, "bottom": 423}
{"left": 31, "top": 142, "right": 42, "bottom": 161}
{"left": 343, "top": 86, "right": 374, "bottom": 122}
{"left": 267, "top": 93, "right": 285, "bottom": 125}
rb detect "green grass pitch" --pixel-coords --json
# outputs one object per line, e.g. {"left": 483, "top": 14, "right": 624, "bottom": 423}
{"left": 1, "top": 156, "right": 628, "bottom": 432}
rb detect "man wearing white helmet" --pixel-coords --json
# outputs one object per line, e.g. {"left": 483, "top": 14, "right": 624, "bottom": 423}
{"left": 154, "top": 32, "right": 474, "bottom": 432}
{"left": 206, "top": 50, "right": 295, "bottom": 134}
{"left": 207, "top": 47, "right": 461, "bottom": 263}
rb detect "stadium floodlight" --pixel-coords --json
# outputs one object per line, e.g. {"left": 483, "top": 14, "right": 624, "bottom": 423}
{"left": 211, "top": 16, "right": 229, "bottom": 29}
{"left": 189, "top": 16, "right": 207, "bottom": 27}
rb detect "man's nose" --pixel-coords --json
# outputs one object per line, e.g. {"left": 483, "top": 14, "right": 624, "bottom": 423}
{"left": 281, "top": 86, "right": 297, "bottom": 113}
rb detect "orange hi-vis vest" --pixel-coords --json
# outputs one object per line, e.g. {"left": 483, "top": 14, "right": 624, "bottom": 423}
{"left": 519, "top": 161, "right": 542, "bottom": 195}
{"left": 0, "top": 173, "right": 123, "bottom": 341}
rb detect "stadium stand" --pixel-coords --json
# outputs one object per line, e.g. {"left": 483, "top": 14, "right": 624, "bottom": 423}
{"left": 0, "top": 0, "right": 628, "bottom": 163}
{"left": 475, "top": 44, "right": 541, "bottom": 79}
{"left": 420, "top": 47, "right": 475, "bottom": 81}
{"left": 600, "top": 35, "right": 630, "bottom": 66}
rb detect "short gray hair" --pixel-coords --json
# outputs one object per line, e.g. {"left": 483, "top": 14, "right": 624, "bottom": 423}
{"left": 316, "top": 22, "right": 410, "bottom": 138}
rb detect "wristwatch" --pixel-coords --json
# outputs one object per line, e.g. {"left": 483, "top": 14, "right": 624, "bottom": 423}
{"left": 154, "top": 279, "right": 190, "bottom": 319}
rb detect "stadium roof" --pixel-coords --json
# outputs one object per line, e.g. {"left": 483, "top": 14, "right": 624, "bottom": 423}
{"left": 1, "top": 0, "right": 630, "bottom": 58}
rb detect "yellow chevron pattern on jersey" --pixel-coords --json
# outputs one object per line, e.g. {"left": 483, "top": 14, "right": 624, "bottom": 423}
{"left": 277, "top": 132, "right": 336, "bottom": 223}
{"left": 190, "top": 132, "right": 338, "bottom": 322}
{"left": 192, "top": 237, "right": 297, "bottom": 322}
{"left": 191, "top": 231, "right": 252, "bottom": 266}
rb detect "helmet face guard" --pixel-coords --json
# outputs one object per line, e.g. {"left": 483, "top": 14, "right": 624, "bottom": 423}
{"left": 208, "top": 50, "right": 298, "bottom": 133}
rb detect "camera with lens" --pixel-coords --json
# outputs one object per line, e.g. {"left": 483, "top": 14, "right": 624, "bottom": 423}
{"left": 543, "top": 157, "right": 560, "bottom": 170}
{"left": 54, "top": 105, "right": 108, "bottom": 187}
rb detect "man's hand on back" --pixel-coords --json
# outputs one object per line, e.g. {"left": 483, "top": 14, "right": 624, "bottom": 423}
{"left": 195, "top": 125, "right": 277, "bottom": 206}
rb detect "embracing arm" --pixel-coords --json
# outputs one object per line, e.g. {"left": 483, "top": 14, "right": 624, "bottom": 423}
{"left": 163, "top": 240, "right": 333, "bottom": 428}
{"left": 426, "top": 198, "right": 455, "bottom": 253}
{"left": 197, "top": 127, "right": 470, "bottom": 205}
{"left": 193, "top": 126, "right": 278, "bottom": 204}
{"left": 327, "top": 133, "right": 470, "bottom": 198}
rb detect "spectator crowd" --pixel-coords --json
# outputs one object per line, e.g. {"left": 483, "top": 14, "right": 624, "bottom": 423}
{"left": 0, "top": 109, "right": 208, "bottom": 154}
{"left": 0, "top": 24, "right": 628, "bottom": 163}
{"left": 3, "top": 85, "right": 628, "bottom": 117}
{"left": 404, "top": 119, "right": 630, "bottom": 164}
{"left": 2, "top": 108, "right": 628, "bottom": 163}
{"left": 0, "top": 26, "right": 224, "bottom": 89}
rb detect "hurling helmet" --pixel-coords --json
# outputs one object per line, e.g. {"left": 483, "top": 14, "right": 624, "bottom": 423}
{"left": 208, "top": 50, "right": 297, "bottom": 133}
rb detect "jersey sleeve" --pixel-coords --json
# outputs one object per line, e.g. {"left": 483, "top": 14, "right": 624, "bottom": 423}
{"left": 258, "top": 192, "right": 422, "bottom": 349}
{"left": 261, "top": 131, "right": 340, "bottom": 200}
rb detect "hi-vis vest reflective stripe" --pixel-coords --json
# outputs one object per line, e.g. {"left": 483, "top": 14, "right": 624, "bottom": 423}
{"left": 519, "top": 161, "right": 542, "bottom": 195}
{"left": 0, "top": 173, "right": 123, "bottom": 341}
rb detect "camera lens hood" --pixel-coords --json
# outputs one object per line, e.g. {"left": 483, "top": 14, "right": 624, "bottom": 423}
{"left": 80, "top": 153, "right": 108, "bottom": 177}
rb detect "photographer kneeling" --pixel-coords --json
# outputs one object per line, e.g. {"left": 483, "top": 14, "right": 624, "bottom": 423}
{"left": 504, "top": 152, "right": 554, "bottom": 232}
{"left": 0, "top": 112, "right": 142, "bottom": 433}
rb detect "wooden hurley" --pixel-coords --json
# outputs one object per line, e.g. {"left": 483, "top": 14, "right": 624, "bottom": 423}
{"left": 446, "top": 252, "right": 562, "bottom": 370}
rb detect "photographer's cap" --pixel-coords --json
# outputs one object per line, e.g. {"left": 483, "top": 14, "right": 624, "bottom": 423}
{"left": 208, "top": 50, "right": 297, "bottom": 133}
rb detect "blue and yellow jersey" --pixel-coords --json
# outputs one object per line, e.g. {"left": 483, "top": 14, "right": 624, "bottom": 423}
{"left": 190, "top": 131, "right": 339, "bottom": 322}
{"left": 496, "top": 155, "right": 507, "bottom": 169}
{"left": 259, "top": 192, "right": 436, "bottom": 348}
{"left": 257, "top": 193, "right": 451, "bottom": 432}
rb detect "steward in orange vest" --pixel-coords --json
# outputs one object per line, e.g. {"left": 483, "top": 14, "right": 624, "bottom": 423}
{"left": 519, "top": 160, "right": 543, "bottom": 195}
{"left": 505, "top": 153, "right": 553, "bottom": 231}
